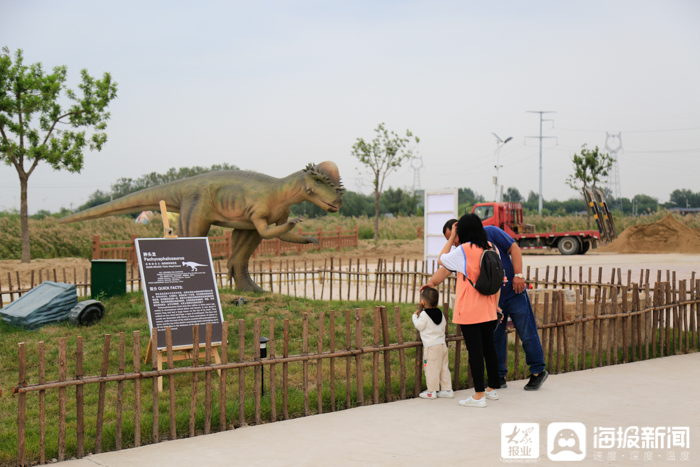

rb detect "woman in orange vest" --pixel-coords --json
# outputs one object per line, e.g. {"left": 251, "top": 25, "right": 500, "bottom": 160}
{"left": 422, "top": 213, "right": 502, "bottom": 408}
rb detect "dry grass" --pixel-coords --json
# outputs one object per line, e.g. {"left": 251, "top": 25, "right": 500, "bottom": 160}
{"left": 3, "top": 211, "right": 697, "bottom": 262}
{"left": 524, "top": 211, "right": 700, "bottom": 233}
{"left": 0, "top": 215, "right": 423, "bottom": 261}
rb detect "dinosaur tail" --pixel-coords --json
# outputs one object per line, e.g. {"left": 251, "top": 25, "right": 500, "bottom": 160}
{"left": 59, "top": 185, "right": 181, "bottom": 224}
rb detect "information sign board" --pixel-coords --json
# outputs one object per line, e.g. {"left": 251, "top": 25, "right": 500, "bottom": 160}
{"left": 135, "top": 237, "right": 224, "bottom": 350}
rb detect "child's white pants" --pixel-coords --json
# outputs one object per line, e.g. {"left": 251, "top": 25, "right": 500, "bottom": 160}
{"left": 424, "top": 343, "right": 452, "bottom": 392}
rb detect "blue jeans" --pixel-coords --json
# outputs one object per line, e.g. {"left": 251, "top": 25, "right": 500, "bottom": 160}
{"left": 494, "top": 291, "right": 546, "bottom": 378}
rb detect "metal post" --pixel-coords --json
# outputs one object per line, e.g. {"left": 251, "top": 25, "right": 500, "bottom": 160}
{"left": 492, "top": 134, "right": 512, "bottom": 202}
{"left": 526, "top": 111, "right": 556, "bottom": 214}
{"left": 538, "top": 114, "right": 543, "bottom": 213}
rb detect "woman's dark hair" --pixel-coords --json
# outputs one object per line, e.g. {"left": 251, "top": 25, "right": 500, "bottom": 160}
{"left": 456, "top": 213, "right": 491, "bottom": 250}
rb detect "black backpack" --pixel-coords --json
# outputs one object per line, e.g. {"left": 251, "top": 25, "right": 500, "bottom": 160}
{"left": 464, "top": 247, "right": 505, "bottom": 296}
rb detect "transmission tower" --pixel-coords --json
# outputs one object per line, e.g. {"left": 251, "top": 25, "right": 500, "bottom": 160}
{"left": 526, "top": 111, "right": 557, "bottom": 213}
{"left": 354, "top": 177, "right": 366, "bottom": 194}
{"left": 604, "top": 132, "right": 623, "bottom": 209}
{"left": 411, "top": 156, "right": 424, "bottom": 192}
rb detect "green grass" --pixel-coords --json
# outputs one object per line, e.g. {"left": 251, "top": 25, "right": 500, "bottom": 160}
{"left": 1, "top": 291, "right": 696, "bottom": 465}
{"left": 0, "top": 291, "right": 427, "bottom": 465}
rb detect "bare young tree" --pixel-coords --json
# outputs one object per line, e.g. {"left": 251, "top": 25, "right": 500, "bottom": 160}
{"left": 351, "top": 123, "right": 419, "bottom": 242}
{"left": 566, "top": 144, "right": 614, "bottom": 228}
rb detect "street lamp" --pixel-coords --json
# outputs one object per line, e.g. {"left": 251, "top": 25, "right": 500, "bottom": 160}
{"left": 259, "top": 336, "right": 269, "bottom": 395}
{"left": 492, "top": 133, "right": 513, "bottom": 202}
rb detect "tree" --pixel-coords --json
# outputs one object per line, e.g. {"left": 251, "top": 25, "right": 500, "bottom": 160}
{"left": 503, "top": 187, "right": 523, "bottom": 203}
{"left": 351, "top": 123, "right": 419, "bottom": 242}
{"left": 668, "top": 189, "right": 700, "bottom": 209}
{"left": 632, "top": 194, "right": 658, "bottom": 214}
{"left": 566, "top": 144, "right": 614, "bottom": 228}
{"left": 380, "top": 187, "right": 419, "bottom": 216}
{"left": 0, "top": 47, "right": 117, "bottom": 262}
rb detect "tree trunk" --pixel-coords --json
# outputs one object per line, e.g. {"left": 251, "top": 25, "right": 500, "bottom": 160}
{"left": 374, "top": 189, "right": 380, "bottom": 244}
{"left": 582, "top": 188, "right": 591, "bottom": 230}
{"left": 20, "top": 175, "right": 31, "bottom": 263}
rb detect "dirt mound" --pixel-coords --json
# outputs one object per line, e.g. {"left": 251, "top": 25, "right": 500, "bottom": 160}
{"left": 599, "top": 214, "right": 700, "bottom": 254}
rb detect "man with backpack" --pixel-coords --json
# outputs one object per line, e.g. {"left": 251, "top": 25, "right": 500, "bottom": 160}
{"left": 443, "top": 218, "right": 548, "bottom": 391}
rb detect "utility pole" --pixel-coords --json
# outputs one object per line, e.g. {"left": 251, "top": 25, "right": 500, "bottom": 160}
{"left": 492, "top": 133, "right": 512, "bottom": 202}
{"left": 604, "top": 132, "right": 623, "bottom": 210}
{"left": 526, "top": 111, "right": 556, "bottom": 214}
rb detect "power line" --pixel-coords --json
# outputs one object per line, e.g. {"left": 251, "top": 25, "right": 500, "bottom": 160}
{"left": 624, "top": 148, "right": 700, "bottom": 153}
{"left": 553, "top": 126, "right": 700, "bottom": 133}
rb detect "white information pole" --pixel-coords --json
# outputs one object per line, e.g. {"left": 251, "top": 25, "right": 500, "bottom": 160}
{"left": 423, "top": 189, "right": 459, "bottom": 274}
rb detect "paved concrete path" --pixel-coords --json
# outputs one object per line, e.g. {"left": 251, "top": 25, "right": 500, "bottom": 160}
{"left": 62, "top": 353, "right": 699, "bottom": 467}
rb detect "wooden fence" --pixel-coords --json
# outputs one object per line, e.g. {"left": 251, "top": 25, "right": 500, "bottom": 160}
{"left": 8, "top": 278, "right": 700, "bottom": 465}
{"left": 91, "top": 227, "right": 359, "bottom": 264}
{"left": 2, "top": 259, "right": 699, "bottom": 307}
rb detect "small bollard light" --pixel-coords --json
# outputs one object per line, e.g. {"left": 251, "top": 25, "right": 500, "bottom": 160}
{"left": 259, "top": 336, "right": 270, "bottom": 359}
{"left": 259, "top": 336, "right": 270, "bottom": 395}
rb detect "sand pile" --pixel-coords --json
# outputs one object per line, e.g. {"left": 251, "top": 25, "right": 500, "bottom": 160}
{"left": 599, "top": 214, "right": 700, "bottom": 254}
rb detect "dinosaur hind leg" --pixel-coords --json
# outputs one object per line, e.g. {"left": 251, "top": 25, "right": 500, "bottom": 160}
{"left": 226, "top": 229, "right": 265, "bottom": 292}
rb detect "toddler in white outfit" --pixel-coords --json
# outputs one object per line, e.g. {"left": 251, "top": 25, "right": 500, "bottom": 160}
{"left": 412, "top": 287, "right": 454, "bottom": 399}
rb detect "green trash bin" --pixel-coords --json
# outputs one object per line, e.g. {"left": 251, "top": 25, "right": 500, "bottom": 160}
{"left": 91, "top": 259, "right": 127, "bottom": 299}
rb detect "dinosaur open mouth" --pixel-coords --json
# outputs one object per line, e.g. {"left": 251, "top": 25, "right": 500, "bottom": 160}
{"left": 322, "top": 201, "right": 339, "bottom": 212}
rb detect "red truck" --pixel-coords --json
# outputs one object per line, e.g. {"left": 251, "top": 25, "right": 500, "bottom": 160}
{"left": 471, "top": 202, "right": 603, "bottom": 255}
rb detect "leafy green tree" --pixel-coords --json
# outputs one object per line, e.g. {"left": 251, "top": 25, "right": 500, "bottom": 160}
{"left": 503, "top": 187, "right": 523, "bottom": 203}
{"left": 0, "top": 47, "right": 117, "bottom": 262}
{"left": 668, "top": 189, "right": 700, "bottom": 208}
{"left": 457, "top": 187, "right": 485, "bottom": 214}
{"left": 351, "top": 123, "right": 419, "bottom": 242}
{"left": 566, "top": 144, "right": 614, "bottom": 228}
{"left": 380, "top": 187, "right": 419, "bottom": 216}
{"left": 632, "top": 194, "right": 658, "bottom": 213}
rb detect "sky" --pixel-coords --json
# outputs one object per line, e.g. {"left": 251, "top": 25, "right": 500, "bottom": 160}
{"left": 1, "top": 0, "right": 699, "bottom": 214}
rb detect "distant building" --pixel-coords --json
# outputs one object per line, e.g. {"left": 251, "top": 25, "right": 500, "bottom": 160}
{"left": 668, "top": 207, "right": 700, "bottom": 216}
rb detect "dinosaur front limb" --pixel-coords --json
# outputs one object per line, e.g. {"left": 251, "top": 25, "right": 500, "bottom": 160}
{"left": 226, "top": 229, "right": 265, "bottom": 292}
{"left": 252, "top": 217, "right": 305, "bottom": 239}
{"left": 278, "top": 231, "right": 319, "bottom": 245}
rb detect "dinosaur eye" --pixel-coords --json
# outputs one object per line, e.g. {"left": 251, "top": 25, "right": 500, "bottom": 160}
{"left": 316, "top": 179, "right": 322, "bottom": 185}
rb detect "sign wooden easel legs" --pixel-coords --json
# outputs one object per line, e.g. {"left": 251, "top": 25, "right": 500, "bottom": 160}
{"left": 144, "top": 338, "right": 222, "bottom": 392}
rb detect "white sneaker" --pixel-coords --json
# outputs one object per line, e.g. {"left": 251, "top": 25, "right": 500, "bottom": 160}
{"left": 459, "top": 396, "right": 487, "bottom": 408}
{"left": 419, "top": 390, "right": 437, "bottom": 400}
{"left": 437, "top": 390, "right": 454, "bottom": 399}
{"left": 485, "top": 389, "right": 499, "bottom": 400}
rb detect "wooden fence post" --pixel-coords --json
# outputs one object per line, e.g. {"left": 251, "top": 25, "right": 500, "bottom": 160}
{"left": 380, "top": 306, "right": 392, "bottom": 403}
{"left": 92, "top": 235, "right": 100, "bottom": 260}
{"left": 17, "top": 342, "right": 26, "bottom": 467}
{"left": 355, "top": 309, "right": 364, "bottom": 406}
{"left": 220, "top": 322, "right": 229, "bottom": 431}
{"left": 130, "top": 234, "right": 138, "bottom": 264}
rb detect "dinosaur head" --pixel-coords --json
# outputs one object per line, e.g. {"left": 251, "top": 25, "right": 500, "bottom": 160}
{"left": 302, "top": 161, "right": 345, "bottom": 213}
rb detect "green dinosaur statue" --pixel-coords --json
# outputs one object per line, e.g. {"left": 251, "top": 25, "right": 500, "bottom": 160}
{"left": 60, "top": 162, "right": 345, "bottom": 292}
